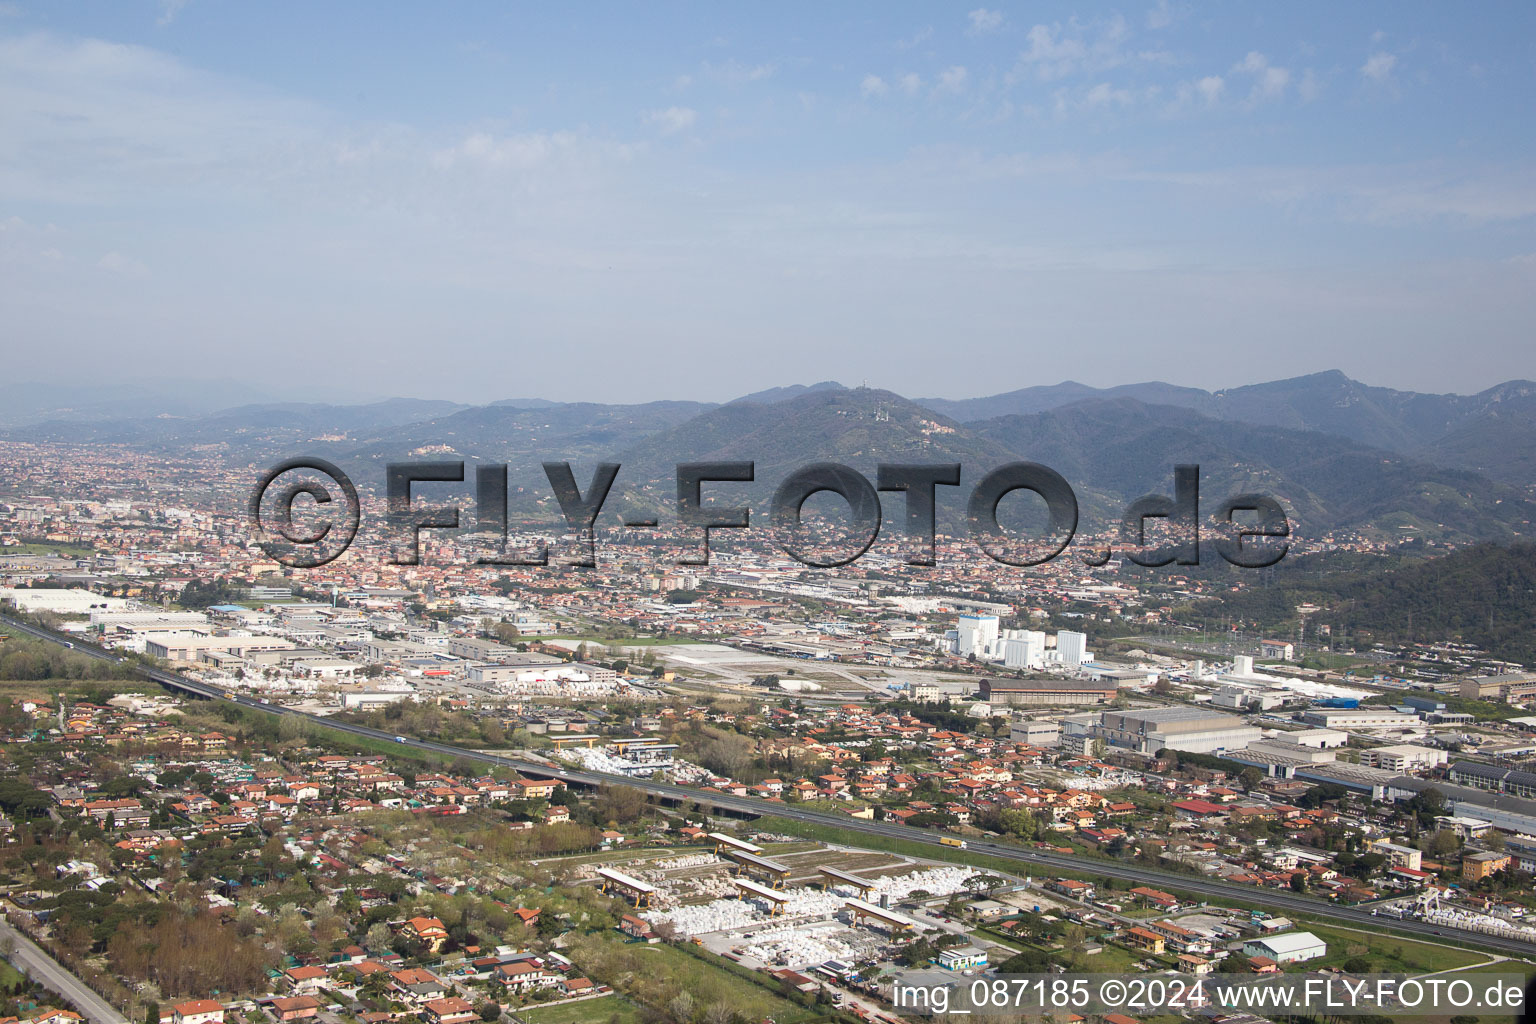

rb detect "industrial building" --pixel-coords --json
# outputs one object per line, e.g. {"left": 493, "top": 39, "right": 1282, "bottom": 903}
{"left": 1093, "top": 707, "right": 1261, "bottom": 755}
{"left": 1449, "top": 761, "right": 1536, "bottom": 798}
{"left": 1000, "top": 629, "right": 1046, "bottom": 670}
{"left": 1055, "top": 630, "right": 1088, "bottom": 668}
{"left": 1460, "top": 674, "right": 1536, "bottom": 702}
{"left": 955, "top": 614, "right": 1000, "bottom": 659}
{"left": 145, "top": 633, "right": 297, "bottom": 662}
{"left": 1297, "top": 707, "right": 1421, "bottom": 731}
{"left": 1009, "top": 719, "right": 1062, "bottom": 747}
{"left": 979, "top": 679, "right": 1117, "bottom": 706}
{"left": 1361, "top": 744, "right": 1447, "bottom": 772}
{"left": 1242, "top": 931, "right": 1326, "bottom": 964}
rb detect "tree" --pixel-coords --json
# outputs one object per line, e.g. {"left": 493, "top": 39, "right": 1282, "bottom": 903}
{"left": 1426, "top": 830, "right": 1460, "bottom": 858}
{"left": 1239, "top": 766, "right": 1264, "bottom": 792}
{"left": 595, "top": 785, "right": 648, "bottom": 824}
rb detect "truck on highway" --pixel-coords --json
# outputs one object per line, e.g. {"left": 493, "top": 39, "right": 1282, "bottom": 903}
{"left": 939, "top": 837, "right": 967, "bottom": 849}
{"left": 394, "top": 736, "right": 408, "bottom": 743}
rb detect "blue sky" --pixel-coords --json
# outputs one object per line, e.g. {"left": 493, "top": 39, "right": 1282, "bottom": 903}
{"left": 2, "top": 2, "right": 1534, "bottom": 404}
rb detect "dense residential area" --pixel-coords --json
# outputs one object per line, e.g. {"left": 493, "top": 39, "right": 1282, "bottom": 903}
{"left": 3, "top": 416, "right": 1536, "bottom": 1024}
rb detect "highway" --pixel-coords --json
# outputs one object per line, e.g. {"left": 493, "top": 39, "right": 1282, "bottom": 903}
{"left": 6, "top": 613, "right": 1536, "bottom": 960}
{"left": 0, "top": 917, "right": 128, "bottom": 1024}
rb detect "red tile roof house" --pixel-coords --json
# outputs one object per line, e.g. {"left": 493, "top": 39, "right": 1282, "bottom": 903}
{"left": 1128, "top": 886, "right": 1180, "bottom": 910}
{"left": 171, "top": 1001, "right": 225, "bottom": 1024}
{"left": 422, "top": 998, "right": 478, "bottom": 1024}
{"left": 494, "top": 961, "right": 559, "bottom": 993}
{"left": 283, "top": 965, "right": 329, "bottom": 992}
{"left": 269, "top": 997, "right": 321, "bottom": 1022}
{"left": 619, "top": 914, "right": 654, "bottom": 940}
{"left": 389, "top": 968, "right": 447, "bottom": 1003}
{"left": 28, "top": 1012, "right": 83, "bottom": 1024}
{"left": 401, "top": 916, "right": 449, "bottom": 953}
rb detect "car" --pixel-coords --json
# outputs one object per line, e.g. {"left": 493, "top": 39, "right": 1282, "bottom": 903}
{"left": 394, "top": 736, "right": 408, "bottom": 743}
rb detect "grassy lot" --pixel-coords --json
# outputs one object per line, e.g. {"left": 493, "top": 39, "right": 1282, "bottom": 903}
{"left": 562, "top": 931, "right": 832, "bottom": 1024}
{"left": 0, "top": 958, "right": 25, "bottom": 992}
{"left": 508, "top": 994, "right": 643, "bottom": 1024}
{"left": 1296, "top": 923, "right": 1488, "bottom": 974}
{"left": 0, "top": 677, "right": 165, "bottom": 702}
{"left": 770, "top": 818, "right": 1042, "bottom": 878}
{"left": 0, "top": 679, "right": 65, "bottom": 702}
{"left": 0, "top": 542, "right": 97, "bottom": 556}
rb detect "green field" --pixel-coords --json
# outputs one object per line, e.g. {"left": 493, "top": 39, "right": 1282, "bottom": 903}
{"left": 0, "top": 958, "right": 25, "bottom": 992}
{"left": 508, "top": 994, "right": 643, "bottom": 1024}
{"left": 1298, "top": 923, "right": 1491, "bottom": 974}
{"left": 0, "top": 542, "right": 97, "bottom": 557}
{"left": 562, "top": 931, "right": 835, "bottom": 1024}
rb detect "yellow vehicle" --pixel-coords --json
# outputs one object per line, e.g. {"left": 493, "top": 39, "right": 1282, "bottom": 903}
{"left": 939, "top": 837, "right": 967, "bottom": 849}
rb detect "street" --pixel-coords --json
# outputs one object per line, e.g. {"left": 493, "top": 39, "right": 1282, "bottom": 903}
{"left": 0, "top": 917, "right": 128, "bottom": 1024}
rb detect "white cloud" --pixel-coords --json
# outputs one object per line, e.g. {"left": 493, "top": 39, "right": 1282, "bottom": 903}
{"left": 1146, "top": 0, "right": 1177, "bottom": 29}
{"left": 644, "top": 106, "right": 697, "bottom": 135}
{"left": 967, "top": 9, "right": 1004, "bottom": 35}
{"left": 1361, "top": 52, "right": 1397, "bottom": 82}
{"left": 433, "top": 130, "right": 638, "bottom": 172}
{"left": 860, "top": 74, "right": 888, "bottom": 98}
{"left": 1012, "top": 16, "right": 1166, "bottom": 82}
{"left": 703, "top": 60, "right": 775, "bottom": 86}
{"left": 156, "top": 0, "right": 190, "bottom": 26}
{"left": 1297, "top": 68, "right": 1321, "bottom": 102}
{"left": 1233, "top": 51, "right": 1290, "bottom": 101}
{"left": 98, "top": 251, "right": 149, "bottom": 277}
{"left": 1195, "top": 75, "right": 1224, "bottom": 105}
{"left": 935, "top": 66, "right": 969, "bottom": 96}
{"left": 1082, "top": 82, "right": 1133, "bottom": 109}
{"left": 898, "top": 73, "right": 923, "bottom": 96}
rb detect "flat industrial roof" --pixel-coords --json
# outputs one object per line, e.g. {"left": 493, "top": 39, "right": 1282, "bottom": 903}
{"left": 709, "top": 832, "right": 764, "bottom": 854}
{"left": 733, "top": 877, "right": 789, "bottom": 902}
{"left": 728, "top": 851, "right": 790, "bottom": 873}
{"left": 596, "top": 867, "right": 656, "bottom": 893}
{"left": 819, "top": 867, "right": 874, "bottom": 888}
{"left": 844, "top": 898, "right": 918, "bottom": 928}
{"left": 1248, "top": 931, "right": 1323, "bottom": 954}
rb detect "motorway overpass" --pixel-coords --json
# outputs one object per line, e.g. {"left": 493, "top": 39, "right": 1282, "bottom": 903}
{"left": 5, "top": 612, "right": 1536, "bottom": 960}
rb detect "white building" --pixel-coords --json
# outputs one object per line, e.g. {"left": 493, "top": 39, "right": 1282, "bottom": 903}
{"left": 1095, "top": 707, "right": 1261, "bottom": 756}
{"left": 1001, "top": 629, "right": 1046, "bottom": 670}
{"left": 1010, "top": 719, "right": 1062, "bottom": 747}
{"left": 1362, "top": 744, "right": 1448, "bottom": 772}
{"left": 1242, "top": 931, "right": 1326, "bottom": 964}
{"left": 956, "top": 614, "right": 1000, "bottom": 660}
{"left": 1055, "top": 630, "right": 1088, "bottom": 668}
{"left": 0, "top": 588, "right": 130, "bottom": 615}
{"left": 1298, "top": 708, "right": 1421, "bottom": 731}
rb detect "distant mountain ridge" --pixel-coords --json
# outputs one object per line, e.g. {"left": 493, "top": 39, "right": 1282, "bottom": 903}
{"left": 3, "top": 371, "right": 1533, "bottom": 545}
{"left": 919, "top": 370, "right": 1536, "bottom": 486}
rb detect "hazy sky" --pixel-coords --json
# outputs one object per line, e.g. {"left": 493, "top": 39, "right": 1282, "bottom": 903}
{"left": 3, "top": 2, "right": 1535, "bottom": 404}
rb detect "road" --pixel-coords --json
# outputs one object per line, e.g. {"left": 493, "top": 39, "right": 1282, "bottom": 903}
{"left": 7, "top": 613, "right": 1536, "bottom": 960}
{"left": 0, "top": 917, "right": 128, "bottom": 1024}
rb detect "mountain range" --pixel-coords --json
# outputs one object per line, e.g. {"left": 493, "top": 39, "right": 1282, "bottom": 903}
{"left": 4, "top": 371, "right": 1533, "bottom": 544}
